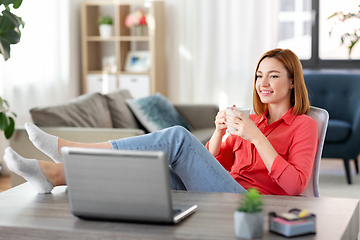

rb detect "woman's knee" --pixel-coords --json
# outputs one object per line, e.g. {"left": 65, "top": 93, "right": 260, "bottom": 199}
{"left": 164, "top": 126, "right": 192, "bottom": 141}
{"left": 156, "top": 126, "right": 194, "bottom": 146}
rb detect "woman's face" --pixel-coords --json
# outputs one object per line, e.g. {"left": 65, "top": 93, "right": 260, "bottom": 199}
{"left": 255, "top": 57, "right": 294, "bottom": 108}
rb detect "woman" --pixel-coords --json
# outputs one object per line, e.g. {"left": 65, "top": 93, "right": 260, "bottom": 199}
{"left": 4, "top": 48, "right": 318, "bottom": 196}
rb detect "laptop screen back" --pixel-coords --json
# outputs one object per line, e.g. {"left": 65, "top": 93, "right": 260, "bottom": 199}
{"left": 62, "top": 147, "right": 174, "bottom": 223}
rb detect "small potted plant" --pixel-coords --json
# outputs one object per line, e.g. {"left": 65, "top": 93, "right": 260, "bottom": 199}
{"left": 234, "top": 188, "right": 264, "bottom": 239}
{"left": 98, "top": 15, "right": 113, "bottom": 38}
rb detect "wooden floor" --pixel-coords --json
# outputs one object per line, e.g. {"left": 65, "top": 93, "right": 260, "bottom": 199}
{"left": 0, "top": 175, "right": 11, "bottom": 193}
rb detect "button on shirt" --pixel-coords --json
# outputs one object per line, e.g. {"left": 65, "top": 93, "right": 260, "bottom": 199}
{"left": 206, "top": 108, "right": 318, "bottom": 196}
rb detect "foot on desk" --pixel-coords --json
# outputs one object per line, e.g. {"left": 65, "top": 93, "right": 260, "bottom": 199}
{"left": 4, "top": 147, "right": 54, "bottom": 194}
{"left": 25, "top": 123, "right": 63, "bottom": 163}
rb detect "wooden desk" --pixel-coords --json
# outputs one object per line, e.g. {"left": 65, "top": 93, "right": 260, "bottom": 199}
{"left": 0, "top": 183, "right": 358, "bottom": 240}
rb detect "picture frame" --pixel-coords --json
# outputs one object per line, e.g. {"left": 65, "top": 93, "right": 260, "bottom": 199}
{"left": 124, "top": 51, "right": 151, "bottom": 72}
{"left": 102, "top": 56, "right": 117, "bottom": 73}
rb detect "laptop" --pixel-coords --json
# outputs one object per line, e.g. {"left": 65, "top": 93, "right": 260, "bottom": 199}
{"left": 61, "top": 147, "right": 197, "bottom": 224}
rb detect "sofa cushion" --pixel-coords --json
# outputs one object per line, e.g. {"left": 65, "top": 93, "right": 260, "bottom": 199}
{"left": 105, "top": 90, "right": 141, "bottom": 129}
{"left": 30, "top": 93, "right": 113, "bottom": 128}
{"left": 191, "top": 127, "right": 215, "bottom": 145}
{"left": 325, "top": 119, "right": 351, "bottom": 143}
{"left": 126, "top": 93, "right": 192, "bottom": 132}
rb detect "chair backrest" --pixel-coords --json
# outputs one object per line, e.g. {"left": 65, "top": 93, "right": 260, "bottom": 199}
{"left": 304, "top": 72, "right": 360, "bottom": 123}
{"left": 301, "top": 106, "right": 329, "bottom": 197}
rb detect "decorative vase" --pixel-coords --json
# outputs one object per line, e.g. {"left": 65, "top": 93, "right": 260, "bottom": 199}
{"left": 99, "top": 24, "right": 112, "bottom": 38}
{"left": 234, "top": 211, "right": 263, "bottom": 239}
{"left": 135, "top": 25, "right": 143, "bottom": 36}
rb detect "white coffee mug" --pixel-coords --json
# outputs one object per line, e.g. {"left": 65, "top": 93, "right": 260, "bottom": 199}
{"left": 225, "top": 107, "right": 251, "bottom": 132}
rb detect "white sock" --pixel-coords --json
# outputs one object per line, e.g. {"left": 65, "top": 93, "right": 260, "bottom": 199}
{"left": 25, "top": 123, "right": 63, "bottom": 163}
{"left": 3, "top": 147, "right": 54, "bottom": 194}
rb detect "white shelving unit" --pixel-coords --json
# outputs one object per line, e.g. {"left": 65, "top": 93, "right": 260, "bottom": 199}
{"left": 81, "top": 1, "right": 166, "bottom": 97}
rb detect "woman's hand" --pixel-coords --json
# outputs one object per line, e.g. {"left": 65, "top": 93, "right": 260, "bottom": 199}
{"left": 226, "top": 108, "right": 278, "bottom": 171}
{"left": 225, "top": 108, "right": 261, "bottom": 144}
{"left": 208, "top": 109, "right": 229, "bottom": 156}
{"left": 214, "top": 109, "right": 228, "bottom": 135}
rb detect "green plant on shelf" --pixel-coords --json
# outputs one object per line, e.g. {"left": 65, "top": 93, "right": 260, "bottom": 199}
{"left": 98, "top": 15, "right": 113, "bottom": 25}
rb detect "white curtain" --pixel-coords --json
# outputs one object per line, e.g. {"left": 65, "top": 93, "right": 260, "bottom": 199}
{"left": 165, "top": 0, "right": 279, "bottom": 110}
{"left": 0, "top": 0, "right": 80, "bottom": 126}
{"left": 0, "top": 0, "right": 81, "bottom": 173}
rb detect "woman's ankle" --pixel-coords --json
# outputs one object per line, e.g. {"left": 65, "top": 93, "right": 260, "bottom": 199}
{"left": 39, "top": 161, "right": 65, "bottom": 187}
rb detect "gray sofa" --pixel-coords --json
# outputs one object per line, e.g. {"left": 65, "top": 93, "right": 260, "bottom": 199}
{"left": 9, "top": 89, "right": 218, "bottom": 187}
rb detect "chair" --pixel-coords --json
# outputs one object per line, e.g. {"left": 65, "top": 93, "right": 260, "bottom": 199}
{"left": 304, "top": 71, "right": 360, "bottom": 184}
{"left": 301, "top": 106, "right": 329, "bottom": 197}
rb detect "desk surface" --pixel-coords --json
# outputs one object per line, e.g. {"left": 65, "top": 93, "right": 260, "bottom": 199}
{"left": 0, "top": 183, "right": 358, "bottom": 240}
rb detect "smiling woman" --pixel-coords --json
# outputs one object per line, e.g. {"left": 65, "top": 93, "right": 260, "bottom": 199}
{"left": 208, "top": 48, "right": 317, "bottom": 195}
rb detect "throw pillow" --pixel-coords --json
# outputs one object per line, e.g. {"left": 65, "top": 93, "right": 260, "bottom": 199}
{"left": 105, "top": 89, "right": 141, "bottom": 129}
{"left": 30, "top": 93, "right": 113, "bottom": 128}
{"left": 126, "top": 93, "right": 192, "bottom": 132}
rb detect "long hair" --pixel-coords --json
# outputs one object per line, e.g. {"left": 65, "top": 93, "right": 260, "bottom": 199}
{"left": 252, "top": 48, "right": 310, "bottom": 115}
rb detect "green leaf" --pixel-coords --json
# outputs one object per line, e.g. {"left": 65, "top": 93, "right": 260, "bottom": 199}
{"left": 1, "top": 28, "right": 21, "bottom": 44}
{"left": 349, "top": 39, "right": 359, "bottom": 55}
{"left": 0, "top": 0, "right": 9, "bottom": 5}
{"left": 4, "top": 116, "right": 14, "bottom": 139}
{"left": 13, "top": 0, "right": 22, "bottom": 9}
{"left": 0, "top": 14, "right": 12, "bottom": 33}
{"left": 0, "top": 0, "right": 19, "bottom": 6}
{"left": 328, "top": 12, "right": 337, "bottom": 20}
{"left": 0, "top": 1, "right": 24, "bottom": 62}
{"left": 2, "top": 10, "right": 23, "bottom": 29}
{"left": 0, "top": 112, "right": 9, "bottom": 130}
{"left": 0, "top": 36, "right": 11, "bottom": 60}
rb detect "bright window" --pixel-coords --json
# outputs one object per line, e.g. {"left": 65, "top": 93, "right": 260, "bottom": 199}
{"left": 277, "top": 0, "right": 360, "bottom": 68}
{"left": 277, "top": 0, "right": 312, "bottom": 60}
{"left": 319, "top": 0, "right": 360, "bottom": 60}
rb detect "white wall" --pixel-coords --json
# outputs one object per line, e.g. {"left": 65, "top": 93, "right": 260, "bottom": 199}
{"left": 68, "top": 0, "right": 83, "bottom": 98}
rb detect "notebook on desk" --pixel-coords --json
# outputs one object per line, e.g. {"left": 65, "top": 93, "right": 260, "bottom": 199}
{"left": 61, "top": 147, "right": 197, "bottom": 224}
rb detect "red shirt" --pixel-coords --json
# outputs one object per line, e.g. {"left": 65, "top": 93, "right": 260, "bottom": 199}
{"left": 205, "top": 108, "right": 318, "bottom": 196}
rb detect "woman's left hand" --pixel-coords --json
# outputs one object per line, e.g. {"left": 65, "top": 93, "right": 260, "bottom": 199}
{"left": 225, "top": 108, "right": 262, "bottom": 143}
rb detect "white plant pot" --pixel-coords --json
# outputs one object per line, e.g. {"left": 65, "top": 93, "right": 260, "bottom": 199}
{"left": 99, "top": 24, "right": 112, "bottom": 38}
{"left": 234, "top": 211, "right": 263, "bottom": 239}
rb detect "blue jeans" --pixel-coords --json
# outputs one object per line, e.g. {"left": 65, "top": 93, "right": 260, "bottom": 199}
{"left": 109, "top": 126, "right": 247, "bottom": 193}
